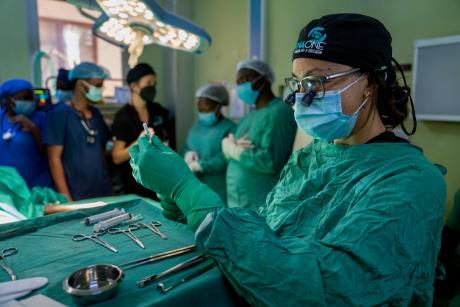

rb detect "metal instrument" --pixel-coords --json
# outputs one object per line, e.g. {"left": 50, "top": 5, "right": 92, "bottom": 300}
{"left": 0, "top": 247, "right": 18, "bottom": 280}
{"left": 108, "top": 224, "right": 144, "bottom": 249}
{"left": 72, "top": 231, "right": 118, "bottom": 253}
{"left": 143, "top": 122, "right": 152, "bottom": 142}
{"left": 157, "top": 262, "right": 216, "bottom": 294}
{"left": 119, "top": 245, "right": 195, "bottom": 270}
{"left": 137, "top": 254, "right": 208, "bottom": 288}
{"left": 63, "top": 264, "right": 124, "bottom": 305}
{"left": 134, "top": 221, "right": 167, "bottom": 240}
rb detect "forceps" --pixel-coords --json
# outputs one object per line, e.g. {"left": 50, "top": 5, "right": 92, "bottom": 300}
{"left": 0, "top": 247, "right": 18, "bottom": 280}
{"left": 135, "top": 221, "right": 167, "bottom": 240}
{"left": 72, "top": 231, "right": 118, "bottom": 253}
{"left": 108, "top": 224, "right": 144, "bottom": 248}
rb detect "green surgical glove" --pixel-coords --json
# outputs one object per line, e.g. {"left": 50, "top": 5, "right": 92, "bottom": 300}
{"left": 129, "top": 135, "right": 225, "bottom": 230}
{"left": 129, "top": 135, "right": 195, "bottom": 198}
{"left": 30, "top": 187, "right": 68, "bottom": 205}
{"left": 157, "top": 193, "right": 186, "bottom": 223}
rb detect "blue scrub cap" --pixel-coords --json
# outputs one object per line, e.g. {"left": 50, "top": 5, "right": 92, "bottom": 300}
{"left": 237, "top": 59, "right": 274, "bottom": 84}
{"left": 68, "top": 62, "right": 110, "bottom": 81}
{"left": 195, "top": 83, "right": 229, "bottom": 106}
{"left": 0, "top": 79, "right": 33, "bottom": 100}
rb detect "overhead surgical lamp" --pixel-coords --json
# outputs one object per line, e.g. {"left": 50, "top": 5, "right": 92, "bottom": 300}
{"left": 66, "top": 0, "right": 211, "bottom": 67}
{"left": 91, "top": 0, "right": 212, "bottom": 67}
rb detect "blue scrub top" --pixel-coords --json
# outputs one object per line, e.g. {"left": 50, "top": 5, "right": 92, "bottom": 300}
{"left": 0, "top": 109, "right": 54, "bottom": 189}
{"left": 44, "top": 103, "right": 111, "bottom": 200}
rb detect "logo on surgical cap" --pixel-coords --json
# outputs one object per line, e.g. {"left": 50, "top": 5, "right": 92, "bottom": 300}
{"left": 294, "top": 26, "right": 327, "bottom": 55}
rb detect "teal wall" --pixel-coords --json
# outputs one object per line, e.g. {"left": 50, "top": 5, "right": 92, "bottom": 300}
{"left": 0, "top": 0, "right": 35, "bottom": 81}
{"left": 192, "top": 0, "right": 460, "bottom": 217}
{"left": 193, "top": 0, "right": 248, "bottom": 88}
{"left": 141, "top": 0, "right": 196, "bottom": 149}
{"left": 139, "top": 44, "right": 168, "bottom": 106}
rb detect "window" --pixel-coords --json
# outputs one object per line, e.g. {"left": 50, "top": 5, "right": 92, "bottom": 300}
{"left": 38, "top": 0, "right": 123, "bottom": 98}
{"left": 39, "top": 18, "right": 97, "bottom": 70}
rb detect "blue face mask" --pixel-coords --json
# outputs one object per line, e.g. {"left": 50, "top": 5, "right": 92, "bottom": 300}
{"left": 14, "top": 100, "right": 36, "bottom": 116}
{"left": 236, "top": 75, "right": 265, "bottom": 105}
{"left": 294, "top": 75, "right": 368, "bottom": 141}
{"left": 198, "top": 112, "right": 218, "bottom": 126}
{"left": 83, "top": 81, "right": 103, "bottom": 103}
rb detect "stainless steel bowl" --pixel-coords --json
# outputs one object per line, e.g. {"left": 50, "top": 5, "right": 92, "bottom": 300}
{"left": 63, "top": 264, "right": 124, "bottom": 305}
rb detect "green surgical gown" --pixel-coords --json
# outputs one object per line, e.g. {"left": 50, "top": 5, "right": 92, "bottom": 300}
{"left": 0, "top": 166, "right": 67, "bottom": 219}
{"left": 183, "top": 117, "right": 236, "bottom": 203}
{"left": 197, "top": 140, "right": 446, "bottom": 306}
{"left": 226, "top": 97, "right": 297, "bottom": 210}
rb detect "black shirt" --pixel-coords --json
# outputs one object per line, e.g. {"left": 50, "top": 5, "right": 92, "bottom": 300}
{"left": 112, "top": 102, "right": 172, "bottom": 198}
{"left": 366, "top": 131, "right": 409, "bottom": 144}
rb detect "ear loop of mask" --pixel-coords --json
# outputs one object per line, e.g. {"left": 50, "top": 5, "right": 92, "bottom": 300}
{"left": 391, "top": 57, "right": 417, "bottom": 136}
{"left": 81, "top": 80, "right": 91, "bottom": 95}
{"left": 338, "top": 74, "right": 368, "bottom": 115}
{"left": 351, "top": 97, "right": 369, "bottom": 116}
{"left": 250, "top": 74, "right": 267, "bottom": 92}
{"left": 337, "top": 74, "right": 365, "bottom": 94}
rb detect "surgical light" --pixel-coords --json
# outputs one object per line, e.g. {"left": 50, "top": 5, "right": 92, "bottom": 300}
{"left": 92, "top": 0, "right": 212, "bottom": 67}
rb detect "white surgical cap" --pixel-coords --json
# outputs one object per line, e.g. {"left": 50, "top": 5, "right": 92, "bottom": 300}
{"left": 195, "top": 83, "right": 229, "bottom": 106}
{"left": 236, "top": 59, "right": 274, "bottom": 83}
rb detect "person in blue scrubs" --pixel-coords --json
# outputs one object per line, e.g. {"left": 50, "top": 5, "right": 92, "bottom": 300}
{"left": 44, "top": 62, "right": 112, "bottom": 201}
{"left": 0, "top": 79, "right": 53, "bottom": 189}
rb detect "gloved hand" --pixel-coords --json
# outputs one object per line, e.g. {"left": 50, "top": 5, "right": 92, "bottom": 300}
{"left": 222, "top": 134, "right": 245, "bottom": 161}
{"left": 30, "top": 187, "right": 68, "bottom": 205}
{"left": 157, "top": 193, "right": 186, "bottom": 223}
{"left": 188, "top": 161, "right": 203, "bottom": 173}
{"left": 130, "top": 135, "right": 225, "bottom": 230}
{"left": 184, "top": 151, "right": 199, "bottom": 164}
{"left": 236, "top": 135, "right": 255, "bottom": 149}
{"left": 129, "top": 135, "right": 196, "bottom": 199}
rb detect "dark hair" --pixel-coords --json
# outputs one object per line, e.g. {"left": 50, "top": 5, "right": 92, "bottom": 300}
{"left": 57, "top": 69, "right": 72, "bottom": 90}
{"left": 367, "top": 71, "right": 410, "bottom": 129}
{"left": 126, "top": 63, "right": 156, "bottom": 85}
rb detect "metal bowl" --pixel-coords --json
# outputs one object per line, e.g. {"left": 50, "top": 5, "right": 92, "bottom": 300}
{"left": 63, "top": 264, "right": 124, "bottom": 305}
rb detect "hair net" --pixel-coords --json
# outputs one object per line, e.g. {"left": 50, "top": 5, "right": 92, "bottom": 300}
{"left": 236, "top": 59, "right": 274, "bottom": 83}
{"left": 69, "top": 62, "right": 110, "bottom": 81}
{"left": 195, "top": 83, "right": 229, "bottom": 106}
{"left": 0, "top": 79, "right": 33, "bottom": 100}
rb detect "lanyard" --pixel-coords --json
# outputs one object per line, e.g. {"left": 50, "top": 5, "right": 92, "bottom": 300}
{"left": 0, "top": 112, "right": 21, "bottom": 141}
{"left": 79, "top": 118, "right": 96, "bottom": 136}
{"left": 71, "top": 103, "right": 98, "bottom": 144}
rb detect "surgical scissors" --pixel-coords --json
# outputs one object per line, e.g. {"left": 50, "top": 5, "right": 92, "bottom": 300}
{"left": 0, "top": 247, "right": 18, "bottom": 280}
{"left": 72, "top": 231, "right": 118, "bottom": 253}
{"left": 108, "top": 224, "right": 145, "bottom": 248}
{"left": 135, "top": 221, "right": 167, "bottom": 240}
